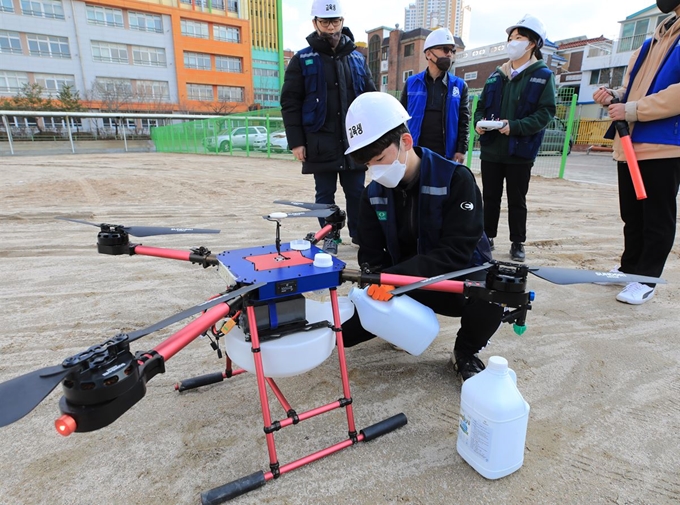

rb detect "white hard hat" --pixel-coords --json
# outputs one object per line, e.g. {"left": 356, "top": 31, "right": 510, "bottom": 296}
{"left": 311, "top": 0, "right": 343, "bottom": 18}
{"left": 345, "top": 92, "right": 411, "bottom": 154}
{"left": 423, "top": 28, "right": 455, "bottom": 52}
{"left": 506, "top": 14, "right": 546, "bottom": 47}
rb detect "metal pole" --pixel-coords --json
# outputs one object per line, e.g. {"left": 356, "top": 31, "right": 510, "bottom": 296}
{"left": 466, "top": 94, "right": 479, "bottom": 168}
{"left": 66, "top": 116, "right": 75, "bottom": 154}
{"left": 120, "top": 117, "right": 128, "bottom": 152}
{"left": 2, "top": 115, "right": 14, "bottom": 155}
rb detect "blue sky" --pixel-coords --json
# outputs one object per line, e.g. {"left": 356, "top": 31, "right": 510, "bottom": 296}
{"left": 281, "top": 0, "right": 657, "bottom": 50}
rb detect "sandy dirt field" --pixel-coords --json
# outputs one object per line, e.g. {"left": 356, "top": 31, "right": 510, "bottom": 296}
{"left": 0, "top": 153, "right": 678, "bottom": 505}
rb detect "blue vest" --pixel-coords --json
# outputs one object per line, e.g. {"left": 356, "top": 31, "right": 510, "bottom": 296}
{"left": 298, "top": 48, "right": 368, "bottom": 133}
{"left": 605, "top": 34, "right": 680, "bottom": 145}
{"left": 405, "top": 72, "right": 464, "bottom": 159}
{"left": 480, "top": 66, "right": 553, "bottom": 159}
{"left": 367, "top": 149, "right": 491, "bottom": 267}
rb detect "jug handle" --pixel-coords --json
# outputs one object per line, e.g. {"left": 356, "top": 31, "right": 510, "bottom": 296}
{"left": 508, "top": 368, "right": 517, "bottom": 385}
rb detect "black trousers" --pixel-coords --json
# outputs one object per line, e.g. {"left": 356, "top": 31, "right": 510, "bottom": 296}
{"left": 480, "top": 160, "right": 533, "bottom": 243}
{"left": 617, "top": 157, "right": 680, "bottom": 281}
{"left": 313, "top": 170, "right": 365, "bottom": 239}
{"left": 341, "top": 279, "right": 504, "bottom": 356}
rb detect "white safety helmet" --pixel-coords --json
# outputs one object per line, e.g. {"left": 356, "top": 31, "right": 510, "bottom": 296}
{"left": 311, "top": 0, "right": 343, "bottom": 18}
{"left": 423, "top": 28, "right": 455, "bottom": 52}
{"left": 345, "top": 92, "right": 411, "bottom": 154}
{"left": 506, "top": 14, "right": 546, "bottom": 47}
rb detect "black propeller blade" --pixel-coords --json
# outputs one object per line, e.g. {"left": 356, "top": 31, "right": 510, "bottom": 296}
{"left": 0, "top": 364, "right": 72, "bottom": 428}
{"left": 389, "top": 263, "right": 492, "bottom": 296}
{"left": 273, "top": 200, "right": 334, "bottom": 211}
{"left": 56, "top": 217, "right": 220, "bottom": 237}
{"left": 527, "top": 266, "right": 666, "bottom": 285}
{"left": 0, "top": 282, "right": 264, "bottom": 427}
{"left": 387, "top": 262, "right": 666, "bottom": 296}
{"left": 127, "top": 282, "right": 266, "bottom": 342}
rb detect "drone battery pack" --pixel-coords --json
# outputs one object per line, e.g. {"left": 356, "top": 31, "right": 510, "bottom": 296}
{"left": 241, "top": 294, "right": 307, "bottom": 336}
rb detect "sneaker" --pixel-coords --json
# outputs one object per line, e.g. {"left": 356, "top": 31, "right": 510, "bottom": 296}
{"left": 452, "top": 350, "right": 486, "bottom": 382}
{"left": 488, "top": 238, "right": 495, "bottom": 251}
{"left": 322, "top": 237, "right": 338, "bottom": 255}
{"left": 510, "top": 242, "right": 525, "bottom": 262}
{"left": 593, "top": 267, "right": 627, "bottom": 286}
{"left": 616, "top": 282, "right": 655, "bottom": 305}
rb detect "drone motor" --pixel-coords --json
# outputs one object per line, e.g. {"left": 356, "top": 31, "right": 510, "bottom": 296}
{"left": 97, "top": 226, "right": 130, "bottom": 255}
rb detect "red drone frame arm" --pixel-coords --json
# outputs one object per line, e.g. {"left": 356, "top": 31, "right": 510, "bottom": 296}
{"left": 379, "top": 273, "right": 466, "bottom": 294}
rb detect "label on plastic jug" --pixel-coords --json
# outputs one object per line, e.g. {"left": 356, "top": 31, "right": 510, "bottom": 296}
{"left": 458, "top": 408, "right": 492, "bottom": 462}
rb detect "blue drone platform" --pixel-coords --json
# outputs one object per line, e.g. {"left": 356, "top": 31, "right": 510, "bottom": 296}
{"left": 216, "top": 243, "right": 346, "bottom": 301}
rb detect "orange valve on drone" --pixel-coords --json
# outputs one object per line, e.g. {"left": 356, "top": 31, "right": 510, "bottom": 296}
{"left": 55, "top": 414, "right": 77, "bottom": 436}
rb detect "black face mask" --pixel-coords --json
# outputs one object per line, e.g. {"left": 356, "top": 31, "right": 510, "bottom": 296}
{"left": 319, "top": 30, "right": 341, "bottom": 46}
{"left": 657, "top": 0, "right": 680, "bottom": 13}
{"left": 433, "top": 56, "right": 452, "bottom": 72}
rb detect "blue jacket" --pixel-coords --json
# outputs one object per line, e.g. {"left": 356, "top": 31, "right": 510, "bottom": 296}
{"left": 361, "top": 148, "right": 491, "bottom": 275}
{"left": 403, "top": 71, "right": 467, "bottom": 159}
{"left": 606, "top": 34, "right": 680, "bottom": 146}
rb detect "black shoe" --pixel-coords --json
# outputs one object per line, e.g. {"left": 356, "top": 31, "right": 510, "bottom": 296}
{"left": 351, "top": 236, "right": 360, "bottom": 246}
{"left": 510, "top": 242, "right": 525, "bottom": 262}
{"left": 488, "top": 238, "right": 495, "bottom": 251}
{"left": 452, "top": 350, "right": 486, "bottom": 381}
{"left": 322, "top": 237, "right": 338, "bottom": 255}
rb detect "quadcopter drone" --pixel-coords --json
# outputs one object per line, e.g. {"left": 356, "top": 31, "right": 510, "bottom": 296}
{"left": 0, "top": 201, "right": 665, "bottom": 504}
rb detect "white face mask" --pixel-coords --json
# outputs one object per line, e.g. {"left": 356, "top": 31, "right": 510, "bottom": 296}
{"left": 369, "top": 146, "right": 408, "bottom": 188}
{"left": 506, "top": 40, "right": 530, "bottom": 61}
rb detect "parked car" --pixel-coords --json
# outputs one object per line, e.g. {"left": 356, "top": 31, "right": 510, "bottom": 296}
{"left": 253, "top": 130, "right": 289, "bottom": 152}
{"left": 538, "top": 116, "right": 574, "bottom": 155}
{"left": 203, "top": 125, "right": 268, "bottom": 152}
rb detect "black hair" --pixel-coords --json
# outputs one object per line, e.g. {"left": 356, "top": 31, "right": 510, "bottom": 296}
{"left": 350, "top": 123, "right": 409, "bottom": 165}
{"left": 510, "top": 27, "right": 543, "bottom": 60}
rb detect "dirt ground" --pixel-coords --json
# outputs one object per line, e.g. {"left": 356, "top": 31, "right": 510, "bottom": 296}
{"left": 0, "top": 153, "right": 678, "bottom": 505}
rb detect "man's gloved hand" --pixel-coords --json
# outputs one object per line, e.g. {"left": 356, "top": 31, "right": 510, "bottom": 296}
{"left": 367, "top": 284, "right": 396, "bottom": 302}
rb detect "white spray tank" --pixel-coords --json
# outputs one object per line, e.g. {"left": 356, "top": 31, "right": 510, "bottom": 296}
{"left": 347, "top": 286, "right": 439, "bottom": 356}
{"left": 457, "top": 356, "right": 530, "bottom": 479}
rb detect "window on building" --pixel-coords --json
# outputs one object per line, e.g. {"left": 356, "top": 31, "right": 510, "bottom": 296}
{"left": 0, "top": 31, "right": 22, "bottom": 54}
{"left": 213, "top": 24, "right": 240, "bottom": 43}
{"left": 589, "top": 68, "right": 611, "bottom": 86}
{"left": 619, "top": 18, "right": 650, "bottom": 52}
{"left": 141, "top": 118, "right": 160, "bottom": 129}
{"left": 21, "top": 0, "right": 64, "bottom": 19}
{"left": 91, "top": 41, "right": 128, "bottom": 64}
{"left": 135, "top": 80, "right": 169, "bottom": 101}
{"left": 464, "top": 71, "right": 477, "bottom": 80}
{"left": 611, "top": 66, "right": 626, "bottom": 88}
{"left": 402, "top": 70, "right": 413, "bottom": 82}
{"left": 1, "top": 0, "right": 15, "bottom": 13}
{"left": 227, "top": 0, "right": 238, "bottom": 12}
{"left": 381, "top": 47, "right": 389, "bottom": 60}
{"left": 0, "top": 71, "right": 29, "bottom": 94}
{"left": 27, "top": 34, "right": 70, "bottom": 58}
{"left": 253, "top": 67, "right": 278, "bottom": 77}
{"left": 184, "top": 51, "right": 211, "bottom": 70}
{"left": 34, "top": 73, "right": 75, "bottom": 94}
{"left": 180, "top": 19, "right": 209, "bottom": 39}
{"left": 94, "top": 78, "right": 133, "bottom": 99}
{"left": 187, "top": 83, "right": 213, "bottom": 101}
{"left": 132, "top": 45, "right": 166, "bottom": 67}
{"left": 217, "top": 85, "right": 244, "bottom": 102}
{"left": 254, "top": 90, "right": 279, "bottom": 103}
{"left": 368, "top": 35, "right": 380, "bottom": 85}
{"left": 215, "top": 56, "right": 242, "bottom": 73}
{"left": 85, "top": 4, "right": 123, "bottom": 27}
{"left": 129, "top": 12, "right": 163, "bottom": 33}
{"left": 404, "top": 43, "right": 414, "bottom": 57}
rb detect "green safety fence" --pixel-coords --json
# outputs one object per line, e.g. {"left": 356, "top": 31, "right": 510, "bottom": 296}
{"left": 152, "top": 94, "right": 579, "bottom": 178}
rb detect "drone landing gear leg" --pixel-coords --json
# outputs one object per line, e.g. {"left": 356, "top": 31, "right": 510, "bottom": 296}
{"left": 200, "top": 288, "right": 407, "bottom": 504}
{"left": 175, "top": 356, "right": 245, "bottom": 392}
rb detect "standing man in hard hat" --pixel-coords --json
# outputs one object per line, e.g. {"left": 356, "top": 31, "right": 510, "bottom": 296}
{"left": 340, "top": 91, "right": 501, "bottom": 382}
{"left": 281, "top": 0, "right": 376, "bottom": 255}
{"left": 400, "top": 28, "right": 469, "bottom": 164}
{"left": 592, "top": 0, "right": 680, "bottom": 305}
{"left": 474, "top": 15, "right": 556, "bottom": 263}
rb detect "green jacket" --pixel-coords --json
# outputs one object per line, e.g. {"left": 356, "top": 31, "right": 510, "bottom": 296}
{"left": 474, "top": 59, "right": 556, "bottom": 164}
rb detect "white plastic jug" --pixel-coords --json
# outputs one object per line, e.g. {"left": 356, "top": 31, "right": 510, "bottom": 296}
{"left": 347, "top": 286, "right": 439, "bottom": 356}
{"left": 457, "top": 356, "right": 530, "bottom": 479}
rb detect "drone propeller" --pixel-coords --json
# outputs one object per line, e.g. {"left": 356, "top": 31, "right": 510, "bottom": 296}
{"left": 264, "top": 209, "right": 334, "bottom": 220}
{"left": 273, "top": 200, "right": 334, "bottom": 211}
{"left": 389, "top": 261, "right": 666, "bottom": 296}
{"left": 56, "top": 217, "right": 221, "bottom": 237}
{"left": 0, "top": 282, "right": 264, "bottom": 428}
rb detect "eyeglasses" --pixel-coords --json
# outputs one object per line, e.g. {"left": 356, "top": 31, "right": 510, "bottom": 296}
{"left": 316, "top": 17, "right": 343, "bottom": 28}
{"left": 434, "top": 46, "right": 456, "bottom": 55}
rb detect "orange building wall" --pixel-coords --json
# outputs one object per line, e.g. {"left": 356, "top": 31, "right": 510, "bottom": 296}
{"left": 85, "top": 0, "right": 253, "bottom": 112}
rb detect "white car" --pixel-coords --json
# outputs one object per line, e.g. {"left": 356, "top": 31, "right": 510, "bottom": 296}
{"left": 203, "top": 126, "right": 268, "bottom": 152}
{"left": 254, "top": 130, "right": 289, "bottom": 152}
